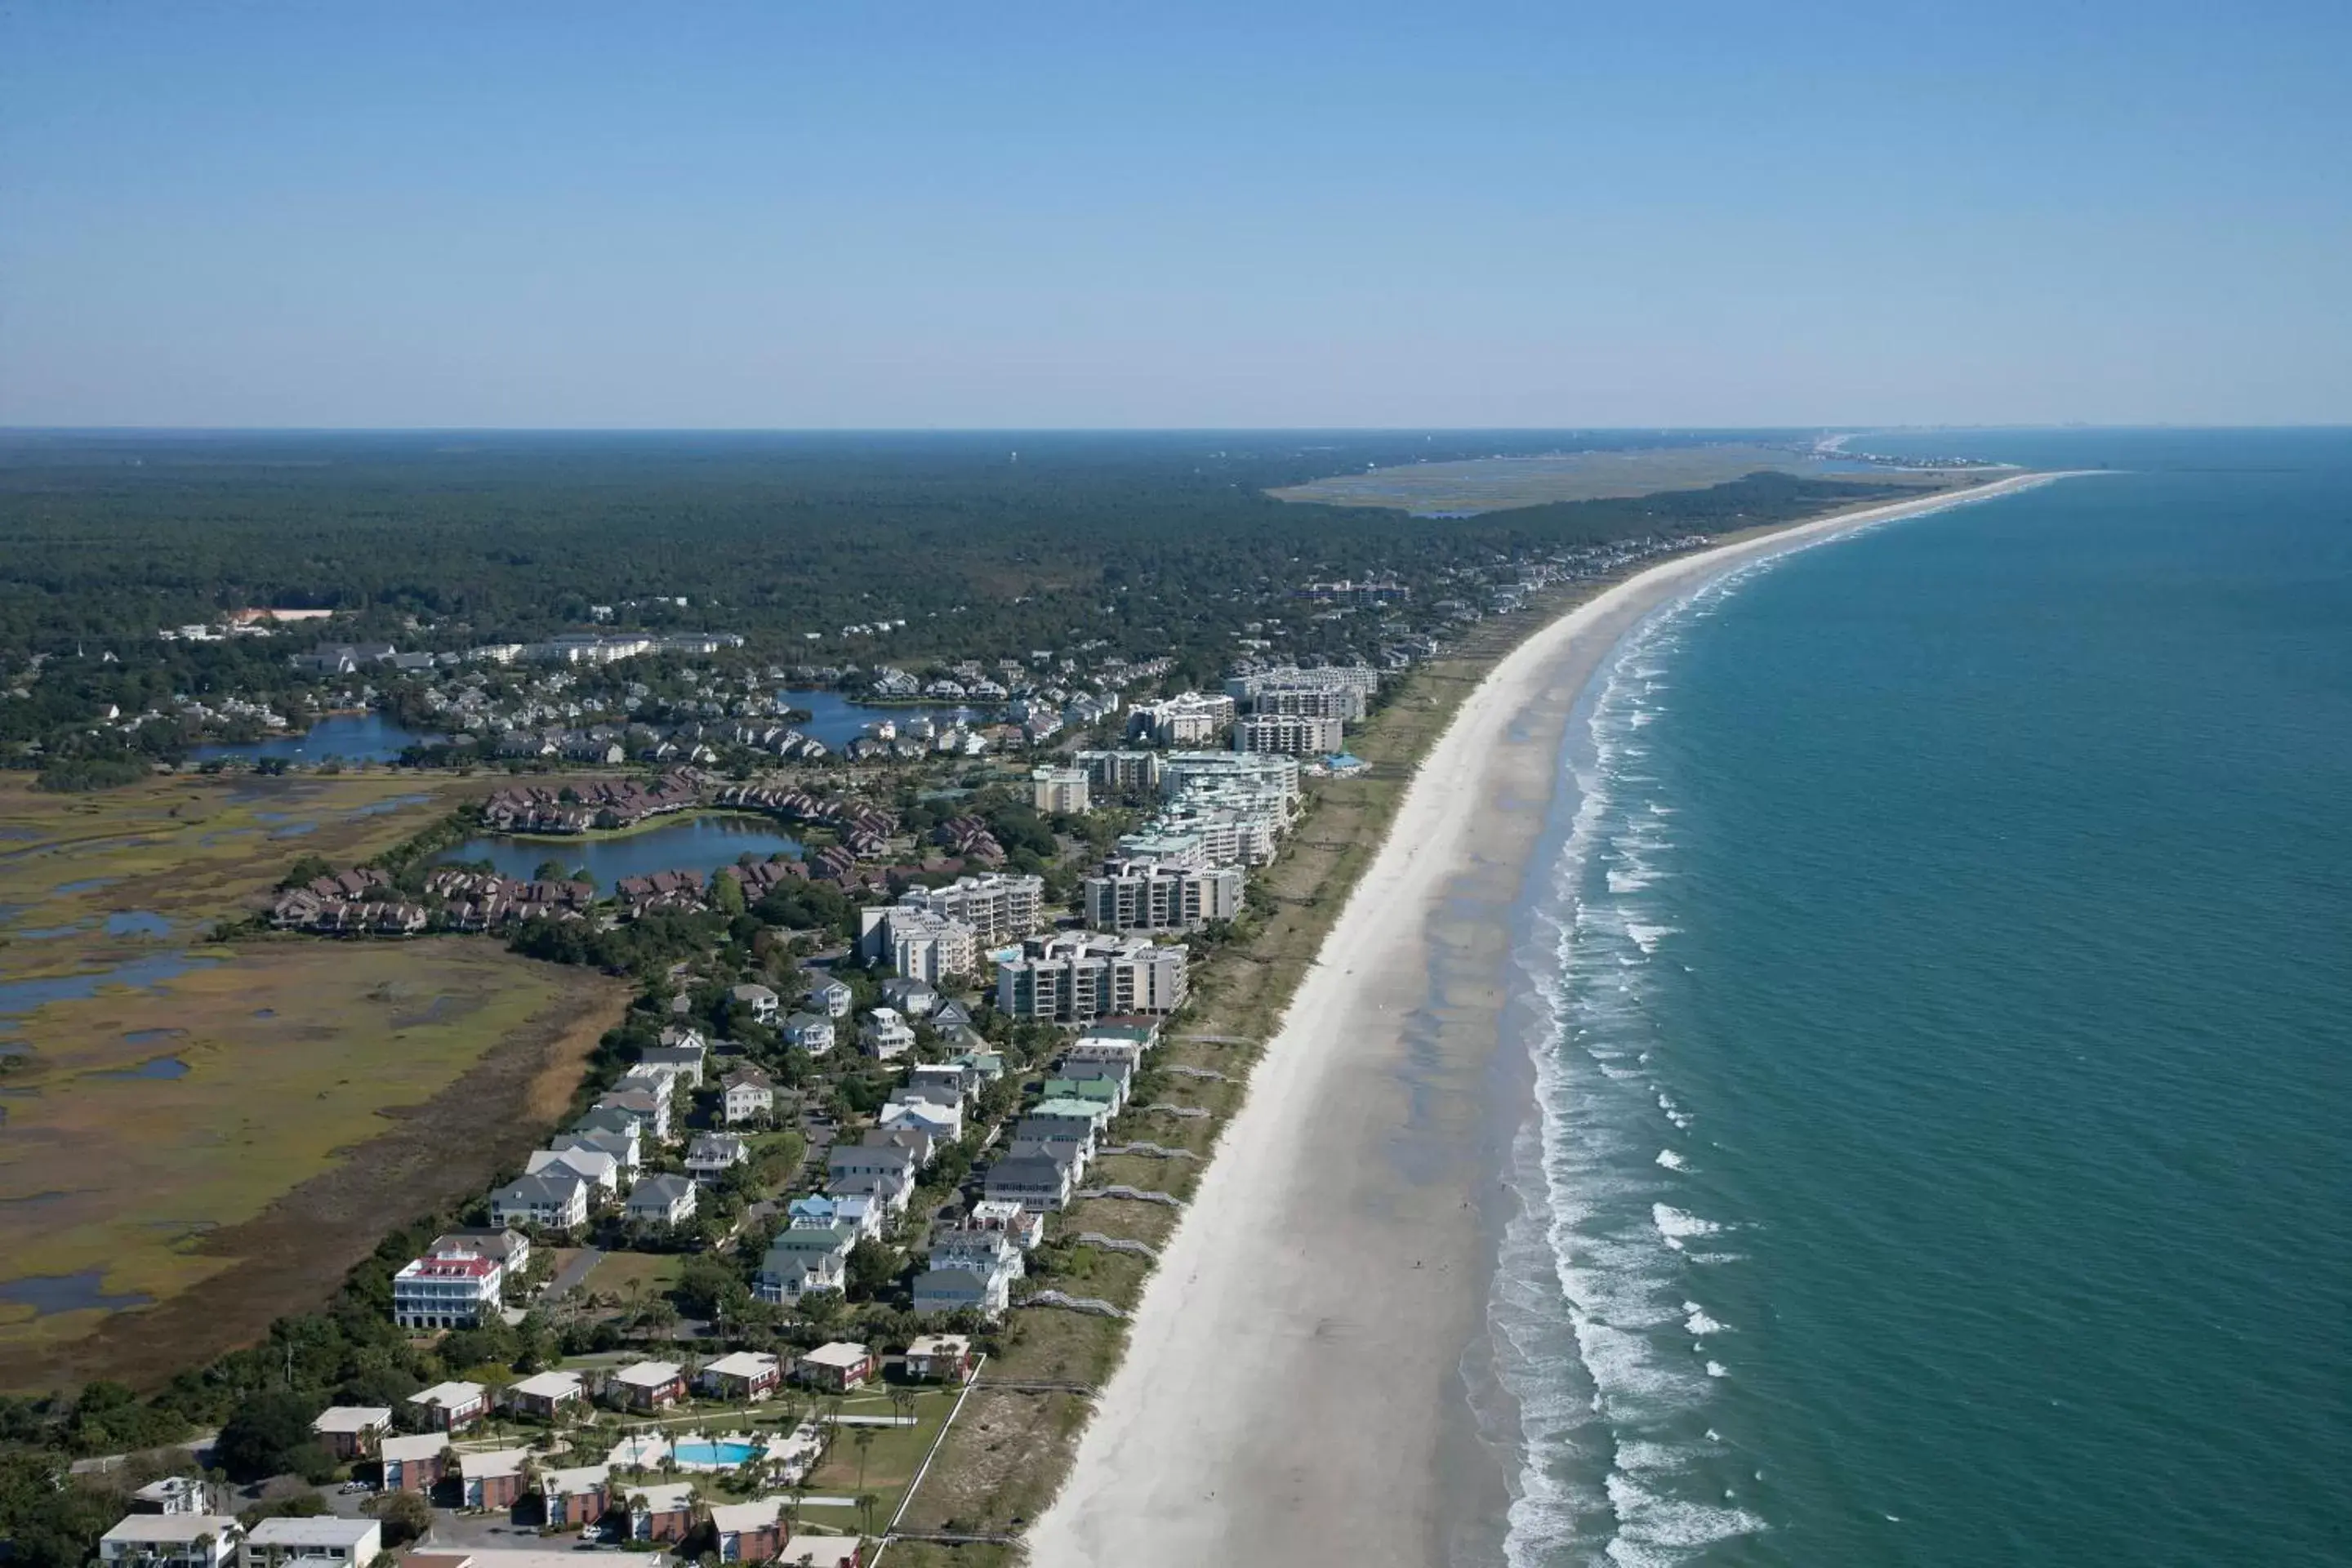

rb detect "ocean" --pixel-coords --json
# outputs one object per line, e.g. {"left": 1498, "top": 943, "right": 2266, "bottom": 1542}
{"left": 1486, "top": 430, "right": 2352, "bottom": 1566}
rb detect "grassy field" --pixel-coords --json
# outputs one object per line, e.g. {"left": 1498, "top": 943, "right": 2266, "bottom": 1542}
{"left": 1268, "top": 443, "right": 1952, "bottom": 514}
{"left": 0, "top": 771, "right": 631, "bottom": 1391}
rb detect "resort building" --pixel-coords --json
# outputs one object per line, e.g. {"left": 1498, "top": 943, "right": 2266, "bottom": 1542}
{"left": 1160, "top": 748, "right": 1302, "bottom": 806}
{"left": 1128, "top": 691, "right": 1236, "bottom": 745}
{"left": 856, "top": 906, "right": 980, "bottom": 983}
{"left": 995, "top": 931, "right": 1190, "bottom": 1022}
{"left": 1225, "top": 665, "right": 1377, "bottom": 721}
{"left": 1074, "top": 749, "right": 1164, "bottom": 795}
{"left": 890, "top": 871, "right": 1048, "bottom": 944}
{"left": 1231, "top": 712, "right": 1346, "bottom": 756}
{"left": 1030, "top": 764, "right": 1091, "bottom": 813}
{"left": 1082, "top": 857, "right": 1243, "bottom": 934}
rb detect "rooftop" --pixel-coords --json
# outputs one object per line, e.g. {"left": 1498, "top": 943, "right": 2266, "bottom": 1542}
{"left": 244, "top": 1519, "right": 381, "bottom": 1548}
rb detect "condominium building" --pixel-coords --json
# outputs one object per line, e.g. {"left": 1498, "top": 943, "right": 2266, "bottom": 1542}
{"left": 1030, "top": 765, "right": 1091, "bottom": 814}
{"left": 1083, "top": 858, "right": 1244, "bottom": 933}
{"left": 891, "top": 871, "right": 1048, "bottom": 945}
{"left": 1225, "top": 665, "right": 1377, "bottom": 722}
{"left": 1160, "top": 749, "right": 1302, "bottom": 806}
{"left": 1073, "top": 749, "right": 1164, "bottom": 794}
{"left": 996, "top": 932, "right": 1190, "bottom": 1022}
{"left": 1128, "top": 691, "right": 1236, "bottom": 746}
{"left": 856, "top": 906, "right": 981, "bottom": 984}
{"left": 1232, "top": 713, "right": 1346, "bottom": 756}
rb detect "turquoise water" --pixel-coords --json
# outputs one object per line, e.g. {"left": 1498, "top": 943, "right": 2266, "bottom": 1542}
{"left": 1491, "top": 431, "right": 2350, "bottom": 1566}
{"left": 675, "top": 1439, "right": 761, "bottom": 1466}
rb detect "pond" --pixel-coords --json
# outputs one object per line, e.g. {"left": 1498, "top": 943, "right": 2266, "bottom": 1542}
{"left": 189, "top": 713, "right": 443, "bottom": 764}
{"left": 433, "top": 813, "right": 804, "bottom": 889}
{"left": 0, "top": 1270, "right": 154, "bottom": 1317}
{"left": 94, "top": 1055, "right": 190, "bottom": 1080}
{"left": 783, "top": 689, "right": 991, "bottom": 749}
{"left": 0, "top": 952, "right": 222, "bottom": 1042}
{"left": 105, "top": 911, "right": 173, "bottom": 938}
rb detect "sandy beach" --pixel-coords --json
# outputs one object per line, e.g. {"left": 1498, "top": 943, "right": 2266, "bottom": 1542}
{"left": 1026, "top": 471, "right": 2065, "bottom": 1568}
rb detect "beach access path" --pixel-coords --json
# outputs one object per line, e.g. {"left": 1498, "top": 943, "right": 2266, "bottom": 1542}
{"left": 1025, "top": 473, "right": 2065, "bottom": 1568}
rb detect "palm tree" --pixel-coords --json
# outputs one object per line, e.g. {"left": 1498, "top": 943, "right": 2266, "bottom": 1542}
{"left": 855, "top": 1491, "right": 881, "bottom": 1540}
{"left": 851, "top": 1427, "right": 875, "bottom": 1493}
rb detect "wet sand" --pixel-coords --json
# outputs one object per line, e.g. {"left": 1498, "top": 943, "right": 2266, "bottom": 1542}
{"left": 1027, "top": 473, "right": 2065, "bottom": 1568}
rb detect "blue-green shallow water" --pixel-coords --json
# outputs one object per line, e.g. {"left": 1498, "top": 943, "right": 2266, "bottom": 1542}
{"left": 1488, "top": 430, "right": 2350, "bottom": 1566}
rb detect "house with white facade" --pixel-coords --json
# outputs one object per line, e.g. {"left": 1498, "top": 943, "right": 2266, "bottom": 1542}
{"left": 624, "top": 1173, "right": 697, "bottom": 1227}
{"left": 812, "top": 978, "right": 853, "bottom": 1018}
{"left": 525, "top": 1146, "right": 621, "bottom": 1203}
{"left": 720, "top": 1065, "right": 775, "bottom": 1125}
{"left": 391, "top": 1249, "right": 505, "bottom": 1330}
{"left": 782, "top": 1011, "right": 836, "bottom": 1054}
{"left": 858, "top": 1007, "right": 915, "bottom": 1061}
{"left": 685, "top": 1132, "right": 749, "bottom": 1183}
{"left": 489, "top": 1170, "right": 590, "bottom": 1232}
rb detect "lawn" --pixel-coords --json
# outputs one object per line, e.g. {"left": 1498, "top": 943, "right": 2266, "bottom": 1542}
{"left": 579, "top": 1250, "right": 687, "bottom": 1304}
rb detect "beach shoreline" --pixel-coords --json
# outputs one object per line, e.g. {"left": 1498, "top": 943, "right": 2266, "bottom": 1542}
{"left": 1025, "top": 470, "right": 2069, "bottom": 1568}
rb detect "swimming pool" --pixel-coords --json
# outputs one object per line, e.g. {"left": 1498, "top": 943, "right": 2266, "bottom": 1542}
{"left": 674, "top": 1439, "right": 762, "bottom": 1467}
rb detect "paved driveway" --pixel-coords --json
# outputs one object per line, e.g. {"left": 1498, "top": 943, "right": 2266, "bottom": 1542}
{"left": 545, "top": 1246, "right": 604, "bottom": 1298}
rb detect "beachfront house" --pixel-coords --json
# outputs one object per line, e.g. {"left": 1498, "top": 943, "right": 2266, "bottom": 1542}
{"left": 982, "top": 1153, "right": 1074, "bottom": 1213}
{"left": 903, "top": 1334, "right": 975, "bottom": 1383}
{"left": 912, "top": 1265, "right": 1009, "bottom": 1317}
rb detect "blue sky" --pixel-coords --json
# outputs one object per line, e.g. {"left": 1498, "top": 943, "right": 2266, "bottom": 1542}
{"left": 3, "top": 0, "right": 2346, "bottom": 428}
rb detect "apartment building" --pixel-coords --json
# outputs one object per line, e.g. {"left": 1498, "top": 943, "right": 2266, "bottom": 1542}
{"left": 1232, "top": 712, "right": 1346, "bottom": 756}
{"left": 855, "top": 906, "right": 979, "bottom": 984}
{"left": 1073, "top": 749, "right": 1164, "bottom": 794}
{"left": 995, "top": 931, "right": 1190, "bottom": 1022}
{"left": 1082, "top": 858, "right": 1244, "bottom": 934}
{"left": 391, "top": 1247, "right": 505, "bottom": 1330}
{"left": 1030, "top": 765, "right": 1091, "bottom": 814}
{"left": 1127, "top": 691, "right": 1236, "bottom": 745}
{"left": 891, "top": 872, "right": 1049, "bottom": 945}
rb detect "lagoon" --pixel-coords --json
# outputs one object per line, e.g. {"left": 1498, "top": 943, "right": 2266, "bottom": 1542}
{"left": 434, "top": 813, "right": 803, "bottom": 888}
{"left": 784, "top": 689, "right": 989, "bottom": 749}
{"left": 189, "top": 713, "right": 441, "bottom": 764}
